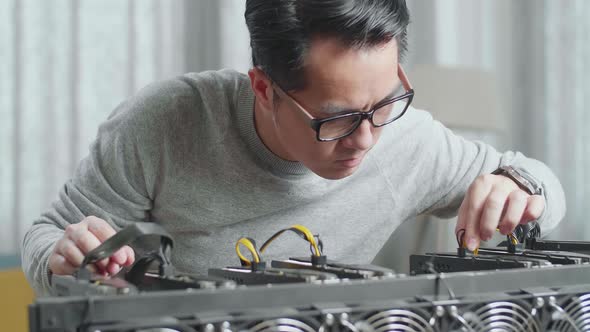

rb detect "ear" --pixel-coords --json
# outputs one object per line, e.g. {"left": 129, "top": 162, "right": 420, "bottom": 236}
{"left": 248, "top": 67, "right": 275, "bottom": 112}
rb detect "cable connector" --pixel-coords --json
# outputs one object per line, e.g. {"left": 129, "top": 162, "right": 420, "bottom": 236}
{"left": 249, "top": 261, "right": 267, "bottom": 272}
{"left": 457, "top": 247, "right": 467, "bottom": 258}
{"left": 311, "top": 255, "right": 327, "bottom": 266}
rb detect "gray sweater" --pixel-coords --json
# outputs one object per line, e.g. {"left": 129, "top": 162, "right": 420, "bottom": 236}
{"left": 22, "top": 69, "right": 566, "bottom": 295}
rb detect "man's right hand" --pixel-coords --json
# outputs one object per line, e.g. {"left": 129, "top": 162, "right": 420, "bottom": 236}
{"left": 48, "top": 216, "right": 135, "bottom": 276}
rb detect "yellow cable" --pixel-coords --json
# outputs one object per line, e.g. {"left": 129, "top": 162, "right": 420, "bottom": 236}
{"left": 509, "top": 234, "right": 519, "bottom": 245}
{"left": 259, "top": 225, "right": 322, "bottom": 257}
{"left": 495, "top": 228, "right": 520, "bottom": 245}
{"left": 259, "top": 233, "right": 281, "bottom": 253}
{"left": 291, "top": 224, "right": 321, "bottom": 256}
{"left": 458, "top": 227, "right": 518, "bottom": 257}
{"left": 235, "top": 237, "right": 260, "bottom": 265}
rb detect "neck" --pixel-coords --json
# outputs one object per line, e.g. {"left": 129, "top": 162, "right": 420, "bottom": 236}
{"left": 253, "top": 99, "right": 295, "bottom": 161}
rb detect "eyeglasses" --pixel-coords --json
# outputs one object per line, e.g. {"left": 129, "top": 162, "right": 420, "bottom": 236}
{"left": 272, "top": 64, "right": 414, "bottom": 142}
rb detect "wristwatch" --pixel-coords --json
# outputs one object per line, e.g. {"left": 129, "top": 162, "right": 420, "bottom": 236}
{"left": 492, "top": 165, "right": 544, "bottom": 196}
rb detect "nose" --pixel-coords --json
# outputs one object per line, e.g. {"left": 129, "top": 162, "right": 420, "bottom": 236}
{"left": 340, "top": 119, "right": 374, "bottom": 150}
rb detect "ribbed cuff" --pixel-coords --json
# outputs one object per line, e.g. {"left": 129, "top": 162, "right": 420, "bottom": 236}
{"left": 40, "top": 244, "right": 58, "bottom": 296}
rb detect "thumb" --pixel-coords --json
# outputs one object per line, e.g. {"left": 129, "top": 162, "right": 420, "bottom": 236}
{"left": 123, "top": 246, "right": 135, "bottom": 266}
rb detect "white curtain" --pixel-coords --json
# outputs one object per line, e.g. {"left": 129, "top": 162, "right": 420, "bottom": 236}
{"left": 0, "top": 0, "right": 187, "bottom": 255}
{"left": 183, "top": 1, "right": 250, "bottom": 73}
{"left": 532, "top": 1, "right": 590, "bottom": 239}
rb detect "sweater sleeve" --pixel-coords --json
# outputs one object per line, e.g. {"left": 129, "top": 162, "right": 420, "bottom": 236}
{"left": 20, "top": 78, "right": 189, "bottom": 295}
{"left": 415, "top": 113, "right": 566, "bottom": 236}
{"left": 21, "top": 69, "right": 246, "bottom": 295}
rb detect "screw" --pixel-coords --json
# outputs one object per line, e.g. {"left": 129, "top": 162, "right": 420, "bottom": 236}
{"left": 46, "top": 317, "right": 57, "bottom": 327}
{"left": 324, "top": 313, "right": 335, "bottom": 326}
{"left": 535, "top": 297, "right": 545, "bottom": 308}
{"left": 435, "top": 306, "right": 445, "bottom": 317}
{"left": 449, "top": 306, "right": 458, "bottom": 315}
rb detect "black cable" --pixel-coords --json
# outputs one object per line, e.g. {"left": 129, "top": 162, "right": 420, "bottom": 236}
{"left": 456, "top": 229, "right": 466, "bottom": 248}
{"left": 513, "top": 221, "right": 541, "bottom": 243}
{"left": 309, "top": 234, "right": 324, "bottom": 255}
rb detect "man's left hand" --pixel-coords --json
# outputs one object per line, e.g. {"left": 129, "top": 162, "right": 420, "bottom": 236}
{"left": 456, "top": 174, "right": 545, "bottom": 251}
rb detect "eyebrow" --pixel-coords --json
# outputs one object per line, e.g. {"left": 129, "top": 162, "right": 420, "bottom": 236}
{"left": 318, "top": 83, "right": 402, "bottom": 115}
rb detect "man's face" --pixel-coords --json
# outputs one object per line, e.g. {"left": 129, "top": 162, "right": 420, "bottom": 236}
{"left": 272, "top": 38, "right": 400, "bottom": 179}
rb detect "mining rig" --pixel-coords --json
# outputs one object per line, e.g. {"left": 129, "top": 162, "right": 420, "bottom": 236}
{"left": 29, "top": 222, "right": 590, "bottom": 332}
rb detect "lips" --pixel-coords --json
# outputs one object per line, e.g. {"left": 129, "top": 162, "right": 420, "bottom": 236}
{"left": 337, "top": 153, "right": 365, "bottom": 162}
{"left": 336, "top": 156, "right": 363, "bottom": 168}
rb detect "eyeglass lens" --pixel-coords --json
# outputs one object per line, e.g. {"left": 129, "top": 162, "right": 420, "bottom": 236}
{"left": 318, "top": 97, "right": 410, "bottom": 140}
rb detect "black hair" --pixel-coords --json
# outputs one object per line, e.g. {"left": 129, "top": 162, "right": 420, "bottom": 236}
{"left": 245, "top": 0, "right": 410, "bottom": 91}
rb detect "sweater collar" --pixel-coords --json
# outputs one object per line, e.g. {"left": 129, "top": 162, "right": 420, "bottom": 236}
{"left": 236, "top": 77, "right": 312, "bottom": 178}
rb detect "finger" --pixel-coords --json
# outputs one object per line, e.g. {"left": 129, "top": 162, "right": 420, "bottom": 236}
{"left": 462, "top": 175, "right": 494, "bottom": 250}
{"left": 498, "top": 190, "right": 528, "bottom": 234}
{"left": 57, "top": 239, "right": 86, "bottom": 267}
{"left": 521, "top": 195, "right": 545, "bottom": 223}
{"left": 110, "top": 245, "right": 135, "bottom": 266}
{"left": 82, "top": 217, "right": 132, "bottom": 267}
{"left": 67, "top": 225, "right": 110, "bottom": 270}
{"left": 85, "top": 264, "right": 98, "bottom": 274}
{"left": 111, "top": 245, "right": 135, "bottom": 266}
{"left": 48, "top": 253, "right": 77, "bottom": 276}
{"left": 125, "top": 246, "right": 135, "bottom": 265}
{"left": 92, "top": 263, "right": 109, "bottom": 276}
{"left": 106, "top": 261, "right": 122, "bottom": 276}
{"left": 85, "top": 216, "right": 117, "bottom": 242}
{"left": 84, "top": 216, "right": 118, "bottom": 268}
{"left": 479, "top": 188, "right": 509, "bottom": 241}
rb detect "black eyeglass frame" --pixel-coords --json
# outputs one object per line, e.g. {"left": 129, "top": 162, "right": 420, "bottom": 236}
{"left": 271, "top": 64, "right": 415, "bottom": 142}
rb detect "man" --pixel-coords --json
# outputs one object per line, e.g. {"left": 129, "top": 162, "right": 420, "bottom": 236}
{"left": 22, "top": 0, "right": 565, "bottom": 295}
